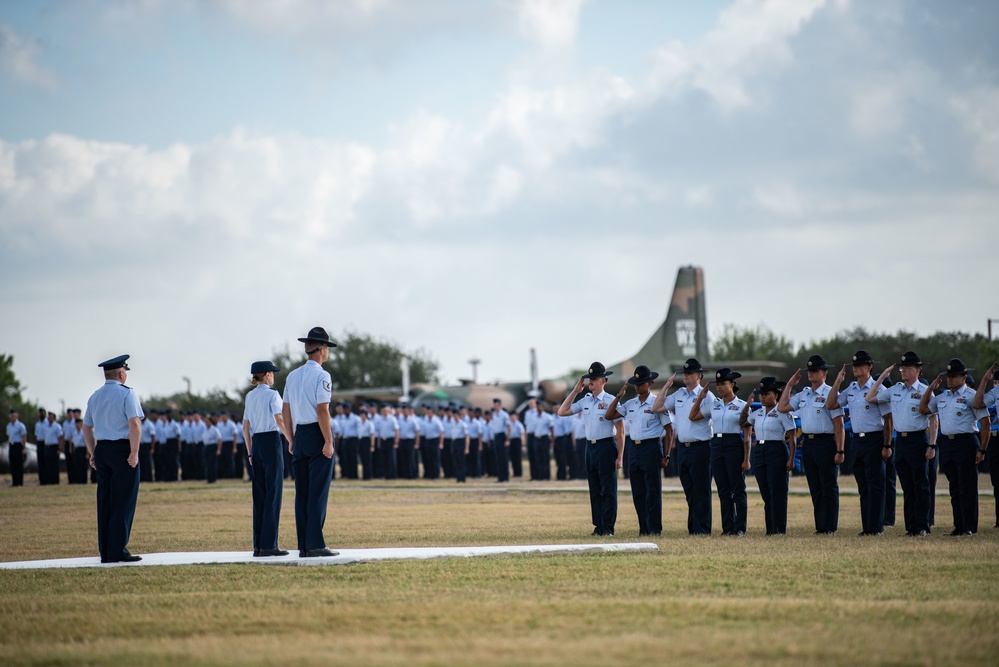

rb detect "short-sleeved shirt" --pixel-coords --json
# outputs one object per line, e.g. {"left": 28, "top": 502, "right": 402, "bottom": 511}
{"left": 339, "top": 413, "right": 362, "bottom": 438}
{"left": 283, "top": 360, "right": 332, "bottom": 427}
{"left": 377, "top": 415, "right": 399, "bottom": 439}
{"left": 421, "top": 415, "right": 444, "bottom": 438}
{"left": 788, "top": 384, "right": 843, "bottom": 434}
{"left": 399, "top": 415, "right": 421, "bottom": 439}
{"left": 217, "top": 419, "right": 238, "bottom": 442}
{"left": 573, "top": 413, "right": 587, "bottom": 439}
{"left": 620, "top": 392, "right": 671, "bottom": 441}
{"left": 244, "top": 384, "right": 284, "bottom": 435}
{"left": 192, "top": 421, "right": 207, "bottom": 444}
{"left": 570, "top": 390, "right": 622, "bottom": 441}
{"left": 552, "top": 413, "right": 573, "bottom": 437}
{"left": 709, "top": 396, "right": 747, "bottom": 435}
{"left": 508, "top": 420, "right": 525, "bottom": 439}
{"left": 532, "top": 411, "right": 554, "bottom": 438}
{"left": 203, "top": 424, "right": 222, "bottom": 445}
{"left": 490, "top": 409, "right": 510, "bottom": 437}
{"left": 83, "top": 379, "right": 144, "bottom": 441}
{"left": 659, "top": 386, "right": 714, "bottom": 442}
{"left": 926, "top": 385, "right": 990, "bottom": 435}
{"left": 747, "top": 405, "right": 796, "bottom": 442}
{"left": 836, "top": 377, "right": 889, "bottom": 432}
{"left": 6, "top": 420, "right": 27, "bottom": 443}
{"left": 445, "top": 417, "right": 468, "bottom": 439}
{"left": 875, "top": 380, "right": 930, "bottom": 433}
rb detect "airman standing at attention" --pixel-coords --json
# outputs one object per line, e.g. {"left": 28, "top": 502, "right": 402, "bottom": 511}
{"left": 558, "top": 362, "right": 625, "bottom": 536}
{"left": 743, "top": 377, "right": 796, "bottom": 535}
{"left": 445, "top": 407, "right": 470, "bottom": 483}
{"left": 572, "top": 412, "right": 587, "bottom": 480}
{"left": 71, "top": 418, "right": 88, "bottom": 483}
{"left": 216, "top": 412, "right": 238, "bottom": 479}
{"left": 778, "top": 355, "right": 845, "bottom": 535}
{"left": 82, "top": 355, "right": 143, "bottom": 563}
{"left": 397, "top": 404, "right": 421, "bottom": 480}
{"left": 33, "top": 407, "right": 47, "bottom": 481}
{"left": 6, "top": 409, "right": 28, "bottom": 487}
{"left": 653, "top": 359, "right": 715, "bottom": 535}
{"left": 375, "top": 404, "right": 400, "bottom": 480}
{"left": 283, "top": 327, "right": 339, "bottom": 558}
{"left": 203, "top": 414, "right": 222, "bottom": 484}
{"left": 162, "top": 410, "right": 181, "bottom": 482}
{"left": 42, "top": 411, "right": 64, "bottom": 485}
{"left": 358, "top": 407, "right": 376, "bottom": 480}
{"left": 696, "top": 368, "right": 752, "bottom": 536}
{"left": 139, "top": 410, "right": 156, "bottom": 483}
{"left": 490, "top": 398, "right": 510, "bottom": 479}
{"left": 920, "top": 358, "right": 990, "bottom": 535}
{"left": 62, "top": 408, "right": 78, "bottom": 483}
{"left": 419, "top": 405, "right": 443, "bottom": 479}
{"left": 605, "top": 365, "right": 673, "bottom": 536}
{"left": 338, "top": 403, "right": 362, "bottom": 480}
{"left": 867, "top": 352, "right": 937, "bottom": 536}
{"left": 190, "top": 412, "right": 206, "bottom": 481}
{"left": 552, "top": 407, "right": 574, "bottom": 481}
{"left": 530, "top": 401, "right": 554, "bottom": 481}
{"left": 505, "top": 412, "right": 525, "bottom": 483}
{"left": 826, "top": 351, "right": 892, "bottom": 536}
{"left": 523, "top": 397, "right": 538, "bottom": 480}
{"left": 972, "top": 365, "right": 999, "bottom": 529}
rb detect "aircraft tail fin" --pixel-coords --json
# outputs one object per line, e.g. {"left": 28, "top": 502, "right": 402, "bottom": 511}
{"left": 610, "top": 265, "right": 709, "bottom": 378}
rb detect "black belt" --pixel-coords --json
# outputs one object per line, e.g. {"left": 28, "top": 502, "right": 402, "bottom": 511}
{"left": 96, "top": 439, "right": 129, "bottom": 445}
{"left": 680, "top": 440, "right": 708, "bottom": 447}
{"left": 631, "top": 438, "right": 660, "bottom": 445}
{"left": 855, "top": 431, "right": 882, "bottom": 438}
{"left": 588, "top": 437, "right": 614, "bottom": 444}
{"left": 803, "top": 433, "right": 834, "bottom": 440}
{"left": 897, "top": 430, "right": 927, "bottom": 438}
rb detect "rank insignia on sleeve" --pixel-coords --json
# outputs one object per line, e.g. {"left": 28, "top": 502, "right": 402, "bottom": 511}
{"left": 323, "top": 381, "right": 331, "bottom": 391}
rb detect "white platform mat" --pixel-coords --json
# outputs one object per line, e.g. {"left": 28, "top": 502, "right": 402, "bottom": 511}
{"left": 0, "top": 542, "right": 658, "bottom": 570}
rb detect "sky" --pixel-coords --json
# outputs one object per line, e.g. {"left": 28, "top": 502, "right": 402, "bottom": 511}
{"left": 1, "top": 0, "right": 997, "bottom": 412}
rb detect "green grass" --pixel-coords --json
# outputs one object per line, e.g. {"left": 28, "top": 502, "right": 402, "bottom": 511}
{"left": 0, "top": 477, "right": 997, "bottom": 666}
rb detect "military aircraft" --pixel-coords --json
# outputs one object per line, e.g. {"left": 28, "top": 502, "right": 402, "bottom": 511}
{"left": 330, "top": 265, "right": 786, "bottom": 410}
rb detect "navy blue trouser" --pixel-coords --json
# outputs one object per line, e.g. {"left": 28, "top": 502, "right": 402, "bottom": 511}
{"left": 629, "top": 439, "right": 663, "bottom": 535}
{"left": 204, "top": 444, "right": 219, "bottom": 483}
{"left": 852, "top": 432, "right": 886, "bottom": 534}
{"left": 420, "top": 436, "right": 439, "bottom": 479}
{"left": 164, "top": 438, "right": 180, "bottom": 482}
{"left": 587, "top": 438, "right": 618, "bottom": 535}
{"left": 94, "top": 439, "right": 139, "bottom": 562}
{"left": 554, "top": 435, "right": 572, "bottom": 480}
{"left": 138, "top": 443, "right": 153, "bottom": 482}
{"left": 190, "top": 443, "right": 204, "bottom": 480}
{"left": 711, "top": 434, "right": 747, "bottom": 535}
{"left": 339, "top": 436, "right": 359, "bottom": 479}
{"left": 677, "top": 440, "right": 712, "bottom": 535}
{"left": 574, "top": 439, "right": 587, "bottom": 479}
{"left": 884, "top": 443, "right": 897, "bottom": 526}
{"left": 989, "top": 445, "right": 999, "bottom": 528}
{"left": 465, "top": 438, "right": 480, "bottom": 478}
{"left": 292, "top": 423, "right": 334, "bottom": 551}
{"left": 895, "top": 432, "right": 931, "bottom": 534}
{"left": 939, "top": 434, "right": 979, "bottom": 534}
{"left": 251, "top": 431, "right": 284, "bottom": 550}
{"left": 801, "top": 434, "right": 839, "bottom": 533}
{"left": 535, "top": 436, "right": 551, "bottom": 480}
{"left": 449, "top": 439, "right": 467, "bottom": 482}
{"left": 397, "top": 438, "right": 416, "bottom": 479}
{"left": 508, "top": 434, "right": 520, "bottom": 478}
{"left": 359, "top": 437, "right": 373, "bottom": 480}
{"left": 9, "top": 443, "right": 24, "bottom": 486}
{"left": 495, "top": 436, "right": 510, "bottom": 482}
{"left": 752, "top": 440, "right": 789, "bottom": 535}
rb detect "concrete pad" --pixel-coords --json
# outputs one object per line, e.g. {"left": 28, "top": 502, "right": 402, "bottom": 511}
{"left": 0, "top": 542, "right": 658, "bottom": 571}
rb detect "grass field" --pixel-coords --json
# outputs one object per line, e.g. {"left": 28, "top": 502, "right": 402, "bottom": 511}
{"left": 1, "top": 475, "right": 997, "bottom": 666}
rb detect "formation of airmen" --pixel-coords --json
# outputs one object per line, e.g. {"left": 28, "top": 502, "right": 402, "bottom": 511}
{"left": 7, "top": 341, "right": 999, "bottom": 560}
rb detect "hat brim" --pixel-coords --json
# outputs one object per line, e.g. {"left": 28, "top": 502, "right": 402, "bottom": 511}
{"left": 803, "top": 365, "right": 830, "bottom": 371}
{"left": 946, "top": 368, "right": 973, "bottom": 375}
{"left": 583, "top": 371, "right": 614, "bottom": 379}
{"left": 850, "top": 360, "right": 875, "bottom": 366}
{"left": 297, "top": 337, "right": 338, "bottom": 347}
{"left": 627, "top": 372, "right": 659, "bottom": 385}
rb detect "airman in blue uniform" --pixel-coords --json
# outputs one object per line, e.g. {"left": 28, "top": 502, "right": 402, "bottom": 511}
{"left": 6, "top": 409, "right": 28, "bottom": 486}
{"left": 697, "top": 368, "right": 751, "bottom": 536}
{"left": 283, "top": 327, "right": 339, "bottom": 558}
{"left": 743, "top": 377, "right": 797, "bottom": 535}
{"left": 778, "top": 355, "right": 845, "bottom": 535}
{"left": 81, "top": 355, "right": 143, "bottom": 563}
{"left": 972, "top": 365, "right": 999, "bottom": 528}
{"left": 920, "top": 358, "right": 990, "bottom": 535}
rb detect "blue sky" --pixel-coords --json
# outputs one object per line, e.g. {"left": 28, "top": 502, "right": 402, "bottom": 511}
{"left": 1, "top": 0, "right": 997, "bottom": 411}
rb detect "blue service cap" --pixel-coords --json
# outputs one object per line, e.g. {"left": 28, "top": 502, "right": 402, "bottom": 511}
{"left": 99, "top": 354, "right": 130, "bottom": 370}
{"left": 250, "top": 360, "right": 280, "bottom": 374}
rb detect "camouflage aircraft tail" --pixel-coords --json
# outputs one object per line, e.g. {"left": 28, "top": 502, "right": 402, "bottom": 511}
{"left": 608, "top": 265, "right": 709, "bottom": 379}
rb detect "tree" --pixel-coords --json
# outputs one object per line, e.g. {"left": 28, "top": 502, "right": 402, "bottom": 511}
{"left": 711, "top": 324, "right": 796, "bottom": 366}
{"left": 0, "top": 353, "right": 41, "bottom": 430}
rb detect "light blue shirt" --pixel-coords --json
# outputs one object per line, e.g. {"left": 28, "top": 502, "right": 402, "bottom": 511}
{"left": 283, "top": 360, "right": 332, "bottom": 427}
{"left": 876, "top": 380, "right": 930, "bottom": 433}
{"left": 659, "top": 386, "right": 714, "bottom": 443}
{"left": 6, "top": 420, "right": 27, "bottom": 443}
{"left": 748, "top": 405, "right": 796, "bottom": 441}
{"left": 490, "top": 409, "right": 510, "bottom": 437}
{"left": 709, "top": 396, "right": 746, "bottom": 435}
{"left": 244, "top": 384, "right": 284, "bottom": 435}
{"left": 570, "top": 391, "right": 622, "bottom": 441}
{"left": 203, "top": 424, "right": 222, "bottom": 445}
{"left": 377, "top": 415, "right": 399, "bottom": 439}
{"left": 621, "top": 393, "right": 671, "bottom": 441}
{"left": 926, "top": 385, "right": 990, "bottom": 435}
{"left": 83, "top": 379, "right": 144, "bottom": 441}
{"left": 42, "top": 420, "right": 62, "bottom": 445}
{"left": 836, "top": 377, "right": 889, "bottom": 432}
{"left": 140, "top": 419, "right": 154, "bottom": 444}
{"left": 789, "top": 384, "right": 843, "bottom": 434}
{"left": 339, "top": 413, "right": 362, "bottom": 438}
{"left": 532, "top": 411, "right": 554, "bottom": 438}
{"left": 421, "top": 415, "right": 444, "bottom": 438}
{"left": 399, "top": 415, "right": 421, "bottom": 439}
{"left": 217, "top": 419, "right": 238, "bottom": 442}
{"left": 508, "top": 420, "right": 525, "bottom": 439}
{"left": 445, "top": 417, "right": 468, "bottom": 440}
{"left": 192, "top": 421, "right": 206, "bottom": 444}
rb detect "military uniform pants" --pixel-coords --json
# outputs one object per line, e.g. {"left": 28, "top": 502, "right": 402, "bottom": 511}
{"left": 852, "top": 432, "right": 886, "bottom": 534}
{"left": 573, "top": 439, "right": 587, "bottom": 479}
{"left": 587, "top": 438, "right": 618, "bottom": 535}
{"left": 164, "top": 438, "right": 180, "bottom": 482}
{"left": 711, "top": 434, "right": 748, "bottom": 535}
{"left": 441, "top": 437, "right": 453, "bottom": 478}
{"left": 359, "top": 438, "right": 373, "bottom": 480}
{"left": 621, "top": 439, "right": 631, "bottom": 480}
{"left": 138, "top": 443, "right": 153, "bottom": 482}
{"left": 801, "top": 434, "right": 839, "bottom": 533}
{"left": 939, "top": 434, "right": 979, "bottom": 534}
{"left": 234, "top": 444, "right": 247, "bottom": 481}
{"left": 677, "top": 440, "right": 712, "bottom": 535}
{"left": 8, "top": 443, "right": 24, "bottom": 486}
{"left": 153, "top": 444, "right": 165, "bottom": 482}
{"left": 629, "top": 440, "right": 663, "bottom": 535}
{"left": 465, "top": 440, "right": 480, "bottom": 478}
{"left": 534, "top": 436, "right": 551, "bottom": 480}
{"left": 251, "top": 432, "right": 284, "bottom": 550}
{"left": 884, "top": 444, "right": 897, "bottom": 526}
{"left": 420, "top": 437, "right": 439, "bottom": 479}
{"left": 94, "top": 439, "right": 139, "bottom": 562}
{"left": 190, "top": 443, "right": 205, "bottom": 480}
{"left": 449, "top": 439, "right": 467, "bottom": 483}
{"left": 292, "top": 423, "right": 334, "bottom": 551}
{"left": 554, "top": 435, "right": 571, "bottom": 480}
{"left": 204, "top": 446, "right": 219, "bottom": 483}
{"left": 895, "top": 432, "right": 931, "bottom": 534}
{"left": 495, "top": 436, "right": 511, "bottom": 482}
{"left": 397, "top": 439, "right": 416, "bottom": 479}
{"left": 219, "top": 442, "right": 235, "bottom": 479}
{"left": 752, "top": 440, "right": 789, "bottom": 535}
{"left": 339, "top": 436, "right": 359, "bottom": 479}
{"left": 71, "top": 448, "right": 90, "bottom": 484}
{"left": 989, "top": 445, "right": 999, "bottom": 528}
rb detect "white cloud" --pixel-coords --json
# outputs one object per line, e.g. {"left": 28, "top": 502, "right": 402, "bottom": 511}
{"left": 0, "top": 23, "right": 57, "bottom": 90}
{"left": 952, "top": 87, "right": 999, "bottom": 184}
{"left": 514, "top": 0, "right": 584, "bottom": 51}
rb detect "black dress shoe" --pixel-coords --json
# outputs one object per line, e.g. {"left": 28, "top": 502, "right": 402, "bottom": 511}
{"left": 256, "top": 548, "right": 289, "bottom": 557}
{"left": 120, "top": 555, "right": 142, "bottom": 562}
{"left": 299, "top": 550, "right": 307, "bottom": 557}
{"left": 253, "top": 548, "right": 260, "bottom": 557}
{"left": 913, "top": 529, "right": 928, "bottom": 537}
{"left": 592, "top": 528, "right": 601, "bottom": 536}
{"left": 304, "top": 547, "right": 339, "bottom": 557}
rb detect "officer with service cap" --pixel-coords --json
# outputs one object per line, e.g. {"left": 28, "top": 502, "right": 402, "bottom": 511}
{"left": 244, "top": 360, "right": 294, "bottom": 557}
{"left": 695, "top": 367, "right": 751, "bottom": 536}
{"left": 558, "top": 362, "right": 625, "bottom": 536}
{"left": 605, "top": 365, "right": 672, "bottom": 536}
{"left": 919, "top": 358, "right": 990, "bottom": 535}
{"left": 282, "top": 327, "right": 339, "bottom": 558}
{"left": 866, "top": 351, "right": 937, "bottom": 535}
{"left": 652, "top": 358, "right": 715, "bottom": 535}
{"left": 743, "top": 376, "right": 796, "bottom": 535}
{"left": 82, "top": 355, "right": 143, "bottom": 563}
{"left": 778, "top": 354, "right": 845, "bottom": 535}
{"left": 827, "top": 350, "right": 892, "bottom": 535}
{"left": 972, "top": 364, "right": 999, "bottom": 528}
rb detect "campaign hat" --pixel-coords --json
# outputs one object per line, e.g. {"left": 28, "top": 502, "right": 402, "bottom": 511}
{"left": 583, "top": 362, "right": 613, "bottom": 379}
{"left": 250, "top": 360, "right": 280, "bottom": 374}
{"left": 758, "top": 376, "right": 785, "bottom": 394}
{"left": 898, "top": 351, "right": 922, "bottom": 366}
{"left": 297, "top": 326, "right": 337, "bottom": 347}
{"left": 627, "top": 365, "right": 660, "bottom": 385}
{"left": 713, "top": 368, "right": 742, "bottom": 383}
{"left": 805, "top": 355, "right": 829, "bottom": 371}
{"left": 945, "top": 358, "right": 973, "bottom": 376}
{"left": 99, "top": 354, "right": 130, "bottom": 371}
{"left": 851, "top": 350, "right": 875, "bottom": 366}
{"left": 682, "top": 358, "right": 706, "bottom": 373}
